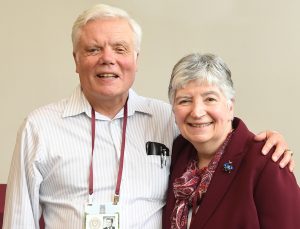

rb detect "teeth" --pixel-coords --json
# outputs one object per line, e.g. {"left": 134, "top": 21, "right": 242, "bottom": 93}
{"left": 190, "top": 123, "right": 211, "bottom": 127}
{"left": 97, "top": 73, "right": 117, "bottom": 78}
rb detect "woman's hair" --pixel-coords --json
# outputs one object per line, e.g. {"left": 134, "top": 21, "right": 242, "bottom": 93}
{"left": 71, "top": 4, "right": 142, "bottom": 53}
{"left": 168, "top": 53, "right": 235, "bottom": 105}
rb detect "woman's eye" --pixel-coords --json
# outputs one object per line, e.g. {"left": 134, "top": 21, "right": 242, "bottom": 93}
{"left": 178, "top": 100, "right": 190, "bottom": 105}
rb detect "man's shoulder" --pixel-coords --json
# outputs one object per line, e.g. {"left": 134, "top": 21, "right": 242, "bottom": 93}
{"left": 132, "top": 91, "right": 171, "bottom": 107}
{"left": 129, "top": 90, "right": 172, "bottom": 118}
{"left": 27, "top": 98, "right": 68, "bottom": 122}
{"left": 26, "top": 85, "right": 82, "bottom": 122}
{"left": 137, "top": 94, "right": 171, "bottom": 112}
{"left": 15, "top": 98, "right": 70, "bottom": 136}
{"left": 145, "top": 97, "right": 171, "bottom": 110}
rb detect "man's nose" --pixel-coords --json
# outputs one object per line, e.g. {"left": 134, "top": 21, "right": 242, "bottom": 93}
{"left": 99, "top": 47, "right": 115, "bottom": 65}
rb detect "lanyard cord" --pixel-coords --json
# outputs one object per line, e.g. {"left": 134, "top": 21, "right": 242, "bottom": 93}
{"left": 89, "top": 100, "right": 128, "bottom": 204}
{"left": 89, "top": 108, "right": 96, "bottom": 195}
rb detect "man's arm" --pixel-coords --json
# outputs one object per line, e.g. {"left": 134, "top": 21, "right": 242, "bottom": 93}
{"left": 3, "top": 120, "right": 42, "bottom": 228}
{"left": 254, "top": 130, "right": 294, "bottom": 171}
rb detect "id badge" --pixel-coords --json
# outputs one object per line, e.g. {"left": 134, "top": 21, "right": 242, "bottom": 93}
{"left": 85, "top": 202, "right": 119, "bottom": 229}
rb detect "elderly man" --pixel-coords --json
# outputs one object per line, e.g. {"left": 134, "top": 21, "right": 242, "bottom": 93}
{"left": 3, "top": 4, "right": 293, "bottom": 229}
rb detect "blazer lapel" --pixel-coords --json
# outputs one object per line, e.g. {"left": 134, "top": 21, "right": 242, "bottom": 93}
{"left": 190, "top": 119, "right": 252, "bottom": 228}
{"left": 172, "top": 142, "right": 198, "bottom": 182}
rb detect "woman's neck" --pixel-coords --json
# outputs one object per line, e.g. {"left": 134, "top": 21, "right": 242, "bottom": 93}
{"left": 194, "top": 126, "right": 233, "bottom": 169}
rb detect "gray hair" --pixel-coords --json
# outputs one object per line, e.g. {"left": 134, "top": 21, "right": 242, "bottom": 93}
{"left": 168, "top": 53, "right": 235, "bottom": 105}
{"left": 72, "top": 4, "right": 142, "bottom": 53}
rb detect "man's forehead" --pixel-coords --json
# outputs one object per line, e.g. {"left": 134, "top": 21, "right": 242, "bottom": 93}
{"left": 84, "top": 18, "right": 132, "bottom": 31}
{"left": 80, "top": 18, "right": 134, "bottom": 39}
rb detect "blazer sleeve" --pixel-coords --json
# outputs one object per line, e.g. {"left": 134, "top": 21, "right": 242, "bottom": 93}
{"left": 253, "top": 156, "right": 300, "bottom": 229}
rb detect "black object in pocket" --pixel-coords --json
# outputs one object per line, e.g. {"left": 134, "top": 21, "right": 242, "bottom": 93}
{"left": 146, "top": 142, "right": 170, "bottom": 168}
{"left": 146, "top": 141, "right": 169, "bottom": 156}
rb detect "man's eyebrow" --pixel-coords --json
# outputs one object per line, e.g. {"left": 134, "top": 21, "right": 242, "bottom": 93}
{"left": 113, "top": 40, "right": 130, "bottom": 46}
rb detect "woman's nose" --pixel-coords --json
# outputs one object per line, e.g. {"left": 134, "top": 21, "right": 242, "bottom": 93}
{"left": 190, "top": 103, "right": 206, "bottom": 118}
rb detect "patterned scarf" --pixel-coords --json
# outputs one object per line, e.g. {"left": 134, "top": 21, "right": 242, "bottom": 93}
{"left": 170, "top": 133, "right": 232, "bottom": 229}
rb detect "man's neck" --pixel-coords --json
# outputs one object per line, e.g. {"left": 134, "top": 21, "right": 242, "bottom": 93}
{"left": 89, "top": 95, "right": 128, "bottom": 119}
{"left": 93, "top": 100, "right": 126, "bottom": 119}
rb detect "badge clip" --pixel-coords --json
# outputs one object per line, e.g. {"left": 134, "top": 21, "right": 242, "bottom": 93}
{"left": 113, "top": 194, "right": 119, "bottom": 205}
{"left": 88, "top": 193, "right": 94, "bottom": 205}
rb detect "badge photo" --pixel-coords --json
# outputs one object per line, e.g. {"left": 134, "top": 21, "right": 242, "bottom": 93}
{"left": 102, "top": 213, "right": 119, "bottom": 229}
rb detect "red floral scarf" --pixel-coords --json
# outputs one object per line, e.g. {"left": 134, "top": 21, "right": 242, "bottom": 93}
{"left": 170, "top": 133, "right": 232, "bottom": 229}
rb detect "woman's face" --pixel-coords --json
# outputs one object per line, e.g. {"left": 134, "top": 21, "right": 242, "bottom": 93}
{"left": 173, "top": 80, "right": 234, "bottom": 150}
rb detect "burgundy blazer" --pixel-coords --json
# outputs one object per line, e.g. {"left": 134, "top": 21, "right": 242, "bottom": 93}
{"left": 0, "top": 184, "right": 6, "bottom": 228}
{"left": 162, "top": 118, "right": 300, "bottom": 229}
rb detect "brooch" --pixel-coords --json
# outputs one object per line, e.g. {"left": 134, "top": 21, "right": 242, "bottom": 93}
{"left": 223, "top": 161, "right": 234, "bottom": 173}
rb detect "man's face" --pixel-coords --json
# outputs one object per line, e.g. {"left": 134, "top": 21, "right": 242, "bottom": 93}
{"left": 73, "top": 18, "right": 138, "bottom": 105}
{"left": 105, "top": 218, "right": 113, "bottom": 227}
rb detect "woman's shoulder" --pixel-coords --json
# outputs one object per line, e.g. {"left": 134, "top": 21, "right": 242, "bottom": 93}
{"left": 172, "top": 135, "right": 191, "bottom": 154}
{"left": 171, "top": 135, "right": 195, "bottom": 166}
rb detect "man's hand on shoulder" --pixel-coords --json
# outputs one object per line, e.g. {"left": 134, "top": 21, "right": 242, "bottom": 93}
{"left": 254, "top": 130, "right": 294, "bottom": 172}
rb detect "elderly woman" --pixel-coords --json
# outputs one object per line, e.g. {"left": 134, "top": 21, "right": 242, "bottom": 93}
{"left": 162, "top": 53, "right": 300, "bottom": 229}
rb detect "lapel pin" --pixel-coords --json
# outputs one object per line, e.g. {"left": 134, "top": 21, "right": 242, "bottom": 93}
{"left": 223, "top": 161, "right": 234, "bottom": 173}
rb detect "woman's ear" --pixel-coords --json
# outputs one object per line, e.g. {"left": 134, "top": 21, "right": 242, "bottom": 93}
{"left": 228, "top": 99, "right": 235, "bottom": 121}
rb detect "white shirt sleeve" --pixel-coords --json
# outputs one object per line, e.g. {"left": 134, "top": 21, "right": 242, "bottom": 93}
{"left": 3, "top": 119, "right": 43, "bottom": 228}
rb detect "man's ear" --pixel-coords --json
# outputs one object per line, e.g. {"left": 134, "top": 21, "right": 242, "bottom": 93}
{"left": 73, "top": 52, "right": 79, "bottom": 73}
{"left": 135, "top": 52, "right": 139, "bottom": 72}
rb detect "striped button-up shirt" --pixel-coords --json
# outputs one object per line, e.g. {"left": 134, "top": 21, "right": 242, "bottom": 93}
{"left": 3, "top": 85, "right": 179, "bottom": 229}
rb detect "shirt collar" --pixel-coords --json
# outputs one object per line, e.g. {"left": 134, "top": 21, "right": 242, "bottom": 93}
{"left": 62, "top": 85, "right": 91, "bottom": 118}
{"left": 62, "top": 85, "right": 154, "bottom": 119}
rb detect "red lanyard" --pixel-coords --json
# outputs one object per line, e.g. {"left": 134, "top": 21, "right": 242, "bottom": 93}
{"left": 89, "top": 100, "right": 128, "bottom": 205}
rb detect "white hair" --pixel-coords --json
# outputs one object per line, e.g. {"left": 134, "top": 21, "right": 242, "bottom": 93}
{"left": 72, "top": 4, "right": 142, "bottom": 53}
{"left": 168, "top": 53, "right": 235, "bottom": 105}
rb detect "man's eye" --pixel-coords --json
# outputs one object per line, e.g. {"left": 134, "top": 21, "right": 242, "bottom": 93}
{"left": 115, "top": 48, "right": 126, "bottom": 53}
{"left": 206, "top": 97, "right": 217, "bottom": 102}
{"left": 88, "top": 48, "right": 99, "bottom": 54}
{"left": 114, "top": 45, "right": 129, "bottom": 54}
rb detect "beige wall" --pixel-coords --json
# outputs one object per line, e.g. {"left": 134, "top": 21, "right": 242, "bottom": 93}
{"left": 1, "top": 0, "right": 299, "bottom": 183}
